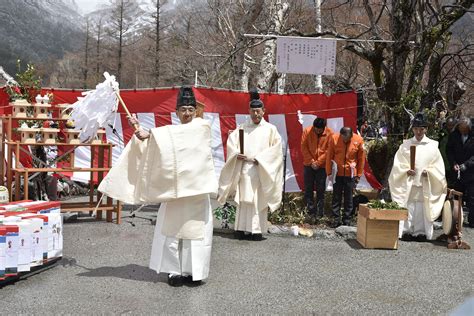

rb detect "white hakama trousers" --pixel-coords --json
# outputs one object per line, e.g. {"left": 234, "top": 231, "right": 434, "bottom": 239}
{"left": 149, "top": 195, "right": 213, "bottom": 281}
{"left": 234, "top": 161, "right": 268, "bottom": 234}
{"left": 235, "top": 202, "right": 268, "bottom": 234}
{"left": 399, "top": 186, "right": 434, "bottom": 239}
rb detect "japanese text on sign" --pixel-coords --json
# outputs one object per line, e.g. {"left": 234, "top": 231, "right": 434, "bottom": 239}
{"left": 276, "top": 37, "right": 337, "bottom": 76}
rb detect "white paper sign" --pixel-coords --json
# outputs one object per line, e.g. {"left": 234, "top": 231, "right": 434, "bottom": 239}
{"left": 276, "top": 37, "right": 337, "bottom": 75}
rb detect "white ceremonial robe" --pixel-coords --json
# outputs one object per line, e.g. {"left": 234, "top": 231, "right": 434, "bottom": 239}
{"left": 218, "top": 119, "right": 283, "bottom": 234}
{"left": 388, "top": 135, "right": 447, "bottom": 239}
{"left": 99, "top": 118, "right": 217, "bottom": 280}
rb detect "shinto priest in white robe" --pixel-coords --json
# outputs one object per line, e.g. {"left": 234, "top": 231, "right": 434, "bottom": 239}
{"left": 218, "top": 118, "right": 283, "bottom": 234}
{"left": 388, "top": 135, "right": 447, "bottom": 239}
{"left": 99, "top": 118, "right": 217, "bottom": 281}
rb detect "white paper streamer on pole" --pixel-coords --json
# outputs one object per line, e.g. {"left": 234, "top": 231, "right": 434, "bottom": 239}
{"left": 297, "top": 110, "right": 304, "bottom": 125}
{"left": 0, "top": 66, "right": 17, "bottom": 86}
{"left": 70, "top": 72, "right": 119, "bottom": 142}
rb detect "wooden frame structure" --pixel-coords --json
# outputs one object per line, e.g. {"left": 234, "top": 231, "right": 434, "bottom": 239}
{"left": 1, "top": 115, "right": 122, "bottom": 224}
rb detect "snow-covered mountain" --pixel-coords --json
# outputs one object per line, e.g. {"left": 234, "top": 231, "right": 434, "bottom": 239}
{"left": 0, "top": 0, "right": 84, "bottom": 77}
{"left": 83, "top": 0, "right": 179, "bottom": 40}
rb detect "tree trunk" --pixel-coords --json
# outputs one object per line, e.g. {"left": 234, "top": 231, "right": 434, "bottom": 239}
{"left": 257, "top": 0, "right": 289, "bottom": 92}
{"left": 95, "top": 18, "right": 102, "bottom": 82}
{"left": 154, "top": 0, "right": 161, "bottom": 86}
{"left": 83, "top": 19, "right": 90, "bottom": 89}
{"left": 232, "top": 0, "right": 264, "bottom": 90}
{"left": 117, "top": 0, "right": 124, "bottom": 84}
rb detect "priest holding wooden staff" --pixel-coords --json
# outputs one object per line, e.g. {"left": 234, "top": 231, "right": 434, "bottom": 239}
{"left": 99, "top": 86, "right": 217, "bottom": 287}
{"left": 388, "top": 113, "right": 447, "bottom": 241}
{"left": 218, "top": 90, "right": 283, "bottom": 241}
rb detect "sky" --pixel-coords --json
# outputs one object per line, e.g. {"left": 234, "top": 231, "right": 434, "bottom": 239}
{"left": 75, "top": 0, "right": 109, "bottom": 14}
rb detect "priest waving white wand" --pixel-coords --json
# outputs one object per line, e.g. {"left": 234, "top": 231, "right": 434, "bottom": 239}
{"left": 97, "top": 85, "right": 218, "bottom": 287}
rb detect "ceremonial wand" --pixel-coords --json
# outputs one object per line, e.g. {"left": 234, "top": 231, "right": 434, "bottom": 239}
{"left": 70, "top": 72, "right": 138, "bottom": 142}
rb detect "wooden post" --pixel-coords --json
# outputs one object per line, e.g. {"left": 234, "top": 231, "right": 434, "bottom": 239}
{"left": 6, "top": 117, "right": 13, "bottom": 201}
{"left": 106, "top": 144, "right": 113, "bottom": 223}
{"left": 14, "top": 142, "right": 20, "bottom": 200}
{"left": 7, "top": 116, "right": 12, "bottom": 144}
{"left": 24, "top": 171, "right": 29, "bottom": 200}
{"left": 6, "top": 143, "right": 12, "bottom": 201}
{"left": 14, "top": 171, "right": 20, "bottom": 201}
{"left": 239, "top": 129, "right": 244, "bottom": 155}
{"left": 96, "top": 145, "right": 104, "bottom": 220}
{"left": 410, "top": 145, "right": 416, "bottom": 170}
{"left": 89, "top": 145, "right": 95, "bottom": 206}
{"left": 15, "top": 142, "right": 20, "bottom": 169}
{"left": 116, "top": 201, "right": 122, "bottom": 225}
{"left": 70, "top": 149, "right": 75, "bottom": 167}
{"left": 0, "top": 117, "right": 4, "bottom": 186}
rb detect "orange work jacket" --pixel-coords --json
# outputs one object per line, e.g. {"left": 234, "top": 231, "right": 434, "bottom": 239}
{"left": 301, "top": 126, "right": 334, "bottom": 167}
{"left": 325, "top": 133, "right": 365, "bottom": 177}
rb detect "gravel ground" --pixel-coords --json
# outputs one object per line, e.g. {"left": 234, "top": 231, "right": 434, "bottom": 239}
{"left": 1, "top": 209, "right": 473, "bottom": 315}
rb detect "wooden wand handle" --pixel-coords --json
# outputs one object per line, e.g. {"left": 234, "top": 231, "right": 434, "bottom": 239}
{"left": 410, "top": 145, "right": 416, "bottom": 170}
{"left": 115, "top": 91, "right": 139, "bottom": 131}
{"left": 239, "top": 129, "right": 244, "bottom": 155}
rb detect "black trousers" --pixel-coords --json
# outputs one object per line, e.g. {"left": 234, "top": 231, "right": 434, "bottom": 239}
{"left": 332, "top": 176, "right": 355, "bottom": 224}
{"left": 467, "top": 185, "right": 474, "bottom": 227}
{"left": 303, "top": 166, "right": 327, "bottom": 216}
{"left": 455, "top": 181, "right": 474, "bottom": 227}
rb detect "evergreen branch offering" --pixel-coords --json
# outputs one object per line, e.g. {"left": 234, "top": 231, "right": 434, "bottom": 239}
{"left": 214, "top": 202, "right": 236, "bottom": 228}
{"left": 367, "top": 200, "right": 406, "bottom": 210}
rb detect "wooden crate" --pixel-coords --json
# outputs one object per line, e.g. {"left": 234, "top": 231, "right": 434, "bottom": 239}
{"left": 357, "top": 204, "right": 408, "bottom": 249}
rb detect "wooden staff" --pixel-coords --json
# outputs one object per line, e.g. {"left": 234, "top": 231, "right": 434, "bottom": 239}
{"left": 115, "top": 91, "right": 139, "bottom": 131}
{"left": 410, "top": 145, "right": 416, "bottom": 170}
{"left": 239, "top": 129, "right": 244, "bottom": 155}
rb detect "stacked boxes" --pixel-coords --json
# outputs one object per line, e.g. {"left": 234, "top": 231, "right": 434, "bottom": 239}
{"left": 0, "top": 201, "right": 63, "bottom": 282}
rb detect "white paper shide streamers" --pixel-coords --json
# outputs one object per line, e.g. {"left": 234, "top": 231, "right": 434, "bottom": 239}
{"left": 297, "top": 110, "right": 304, "bottom": 126}
{"left": 70, "top": 72, "right": 119, "bottom": 142}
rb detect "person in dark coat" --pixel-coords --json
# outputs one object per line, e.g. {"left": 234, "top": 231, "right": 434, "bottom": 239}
{"left": 447, "top": 117, "right": 474, "bottom": 228}
{"left": 438, "top": 117, "right": 456, "bottom": 187}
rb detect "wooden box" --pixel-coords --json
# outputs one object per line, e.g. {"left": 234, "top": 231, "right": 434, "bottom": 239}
{"left": 18, "top": 128, "right": 40, "bottom": 144}
{"left": 65, "top": 129, "right": 81, "bottom": 144}
{"left": 40, "top": 128, "right": 60, "bottom": 144}
{"left": 357, "top": 204, "right": 408, "bottom": 249}
{"left": 34, "top": 103, "right": 51, "bottom": 119}
{"left": 12, "top": 99, "right": 32, "bottom": 118}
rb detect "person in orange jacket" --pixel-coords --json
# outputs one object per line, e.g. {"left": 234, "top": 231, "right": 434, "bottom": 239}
{"left": 301, "top": 118, "right": 333, "bottom": 217}
{"left": 326, "top": 127, "right": 365, "bottom": 227}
